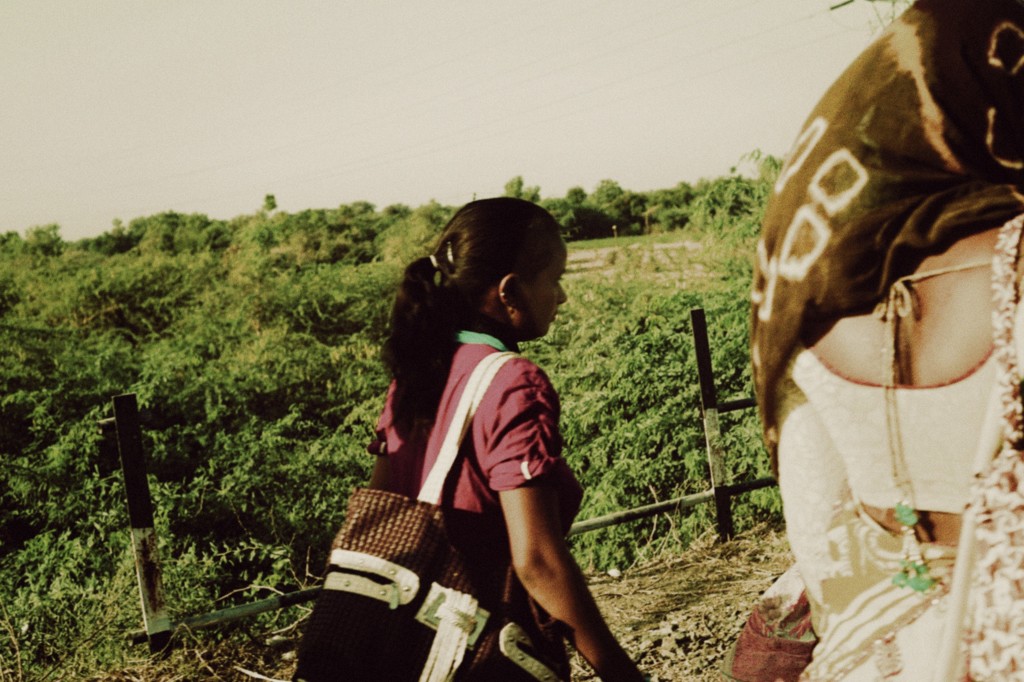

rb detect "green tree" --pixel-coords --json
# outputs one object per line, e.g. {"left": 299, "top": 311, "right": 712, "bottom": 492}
{"left": 565, "top": 186, "right": 587, "bottom": 206}
{"left": 127, "top": 211, "right": 230, "bottom": 255}
{"left": 590, "top": 180, "right": 647, "bottom": 236}
{"left": 646, "top": 182, "right": 696, "bottom": 232}
{"left": 0, "top": 271, "right": 18, "bottom": 316}
{"left": 0, "top": 230, "right": 23, "bottom": 255}
{"left": 82, "top": 219, "right": 138, "bottom": 255}
{"left": 24, "top": 223, "right": 64, "bottom": 257}
{"left": 375, "top": 200, "right": 452, "bottom": 265}
{"left": 542, "top": 186, "right": 598, "bottom": 241}
{"left": 503, "top": 175, "right": 541, "bottom": 203}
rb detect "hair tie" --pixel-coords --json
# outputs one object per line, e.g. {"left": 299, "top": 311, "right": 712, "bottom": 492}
{"left": 429, "top": 242, "right": 455, "bottom": 275}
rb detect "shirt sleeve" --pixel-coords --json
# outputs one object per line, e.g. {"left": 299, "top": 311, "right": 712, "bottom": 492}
{"left": 472, "top": 358, "right": 566, "bottom": 491}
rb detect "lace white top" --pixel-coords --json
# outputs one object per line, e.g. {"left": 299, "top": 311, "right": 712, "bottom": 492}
{"left": 776, "top": 342, "right": 996, "bottom": 619}
{"left": 786, "top": 347, "right": 995, "bottom": 514}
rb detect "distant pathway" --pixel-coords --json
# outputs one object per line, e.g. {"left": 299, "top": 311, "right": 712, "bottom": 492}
{"left": 567, "top": 239, "right": 704, "bottom": 281}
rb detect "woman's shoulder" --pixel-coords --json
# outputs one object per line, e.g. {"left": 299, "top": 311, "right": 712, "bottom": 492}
{"left": 807, "top": 227, "right": 1005, "bottom": 387}
{"left": 502, "top": 353, "right": 552, "bottom": 382}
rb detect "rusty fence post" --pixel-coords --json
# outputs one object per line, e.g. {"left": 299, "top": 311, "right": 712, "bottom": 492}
{"left": 689, "top": 308, "right": 774, "bottom": 542}
{"left": 110, "top": 393, "right": 172, "bottom": 653}
{"left": 690, "top": 308, "right": 735, "bottom": 541}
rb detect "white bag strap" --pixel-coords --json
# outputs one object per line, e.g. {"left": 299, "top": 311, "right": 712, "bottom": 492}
{"left": 417, "top": 351, "right": 517, "bottom": 505}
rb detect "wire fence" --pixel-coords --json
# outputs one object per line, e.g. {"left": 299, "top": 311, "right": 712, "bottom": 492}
{"left": 110, "top": 306, "right": 773, "bottom": 651}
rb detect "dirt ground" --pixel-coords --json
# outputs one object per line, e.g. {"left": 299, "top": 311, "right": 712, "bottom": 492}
{"left": 570, "top": 524, "right": 792, "bottom": 682}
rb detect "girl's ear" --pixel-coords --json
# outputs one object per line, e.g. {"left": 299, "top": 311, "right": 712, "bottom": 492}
{"left": 498, "top": 273, "right": 518, "bottom": 309}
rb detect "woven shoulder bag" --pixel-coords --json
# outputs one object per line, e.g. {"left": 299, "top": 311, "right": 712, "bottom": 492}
{"left": 294, "top": 351, "right": 569, "bottom": 682}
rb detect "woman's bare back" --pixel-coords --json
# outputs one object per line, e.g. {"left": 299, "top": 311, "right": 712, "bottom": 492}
{"left": 806, "top": 228, "right": 1000, "bottom": 388}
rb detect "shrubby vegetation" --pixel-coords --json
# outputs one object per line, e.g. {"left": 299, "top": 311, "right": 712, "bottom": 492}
{"left": 0, "top": 157, "right": 780, "bottom": 679}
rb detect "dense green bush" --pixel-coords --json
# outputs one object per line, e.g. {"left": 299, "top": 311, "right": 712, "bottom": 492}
{"left": 0, "top": 162, "right": 779, "bottom": 678}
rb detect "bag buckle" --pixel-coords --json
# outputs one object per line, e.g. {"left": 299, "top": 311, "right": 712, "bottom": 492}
{"left": 414, "top": 582, "right": 489, "bottom": 648}
{"left": 324, "top": 549, "right": 420, "bottom": 609}
{"left": 499, "top": 622, "right": 559, "bottom": 681}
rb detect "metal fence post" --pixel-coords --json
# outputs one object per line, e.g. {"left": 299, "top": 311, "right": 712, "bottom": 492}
{"left": 111, "top": 393, "right": 172, "bottom": 653}
{"left": 690, "top": 308, "right": 735, "bottom": 541}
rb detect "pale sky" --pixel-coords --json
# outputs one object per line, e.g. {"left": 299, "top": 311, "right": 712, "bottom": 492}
{"left": 0, "top": 1, "right": 893, "bottom": 241}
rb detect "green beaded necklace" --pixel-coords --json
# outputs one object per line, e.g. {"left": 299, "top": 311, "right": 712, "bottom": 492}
{"left": 877, "top": 273, "right": 935, "bottom": 594}
{"left": 877, "top": 261, "right": 989, "bottom": 593}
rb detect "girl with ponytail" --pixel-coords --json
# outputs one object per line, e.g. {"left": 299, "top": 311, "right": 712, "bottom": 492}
{"left": 367, "top": 197, "right": 643, "bottom": 681}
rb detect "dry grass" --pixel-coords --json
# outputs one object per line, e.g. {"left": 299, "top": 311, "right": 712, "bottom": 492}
{"left": 573, "top": 523, "right": 792, "bottom": 682}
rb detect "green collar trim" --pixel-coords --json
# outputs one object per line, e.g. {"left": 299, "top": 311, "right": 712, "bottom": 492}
{"left": 455, "top": 330, "right": 510, "bottom": 352}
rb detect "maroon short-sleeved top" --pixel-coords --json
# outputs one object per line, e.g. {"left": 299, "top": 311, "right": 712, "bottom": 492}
{"left": 368, "top": 343, "right": 583, "bottom": 531}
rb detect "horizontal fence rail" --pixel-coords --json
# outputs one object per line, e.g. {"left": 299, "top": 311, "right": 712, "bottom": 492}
{"left": 129, "top": 588, "right": 322, "bottom": 645}
{"left": 116, "top": 306, "right": 775, "bottom": 650}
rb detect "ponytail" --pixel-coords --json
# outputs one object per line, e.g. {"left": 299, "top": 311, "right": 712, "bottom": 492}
{"left": 382, "top": 254, "right": 463, "bottom": 433}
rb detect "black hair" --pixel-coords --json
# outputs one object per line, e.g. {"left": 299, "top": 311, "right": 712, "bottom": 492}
{"left": 382, "top": 197, "right": 562, "bottom": 434}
